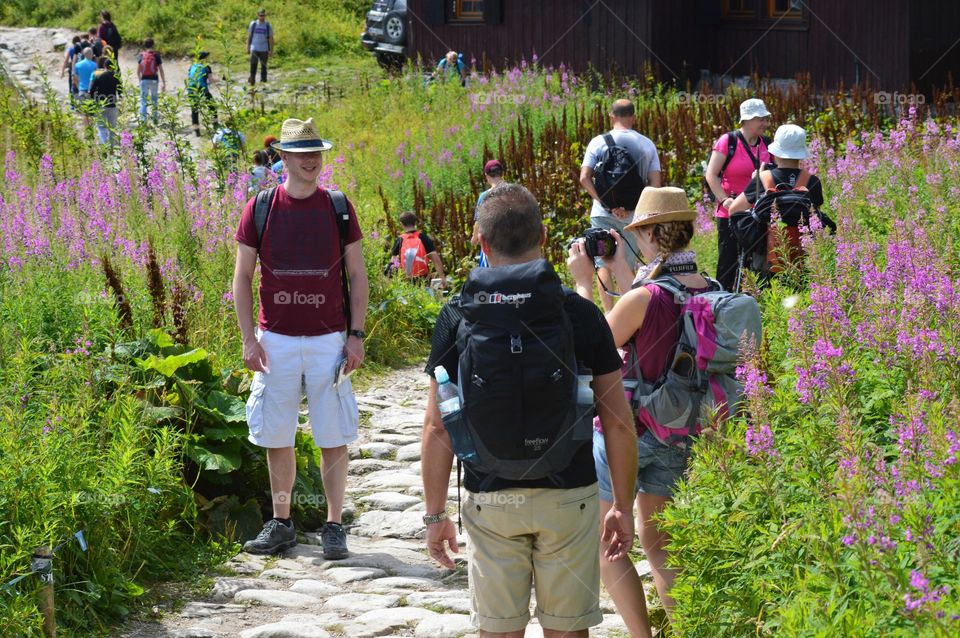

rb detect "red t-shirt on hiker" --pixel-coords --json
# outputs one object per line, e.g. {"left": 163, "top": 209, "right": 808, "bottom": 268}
{"left": 235, "top": 185, "right": 363, "bottom": 336}
{"left": 712, "top": 133, "right": 771, "bottom": 219}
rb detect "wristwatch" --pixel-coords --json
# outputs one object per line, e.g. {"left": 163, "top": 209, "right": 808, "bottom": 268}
{"left": 422, "top": 511, "right": 449, "bottom": 525}
{"left": 348, "top": 329, "right": 366, "bottom": 340}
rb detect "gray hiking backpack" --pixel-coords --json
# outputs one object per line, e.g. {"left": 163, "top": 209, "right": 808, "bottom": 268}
{"left": 623, "top": 275, "right": 762, "bottom": 447}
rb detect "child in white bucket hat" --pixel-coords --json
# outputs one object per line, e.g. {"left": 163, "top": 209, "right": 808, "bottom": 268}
{"left": 729, "top": 123, "right": 822, "bottom": 214}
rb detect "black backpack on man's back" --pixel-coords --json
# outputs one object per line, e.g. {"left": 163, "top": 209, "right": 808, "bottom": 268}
{"left": 594, "top": 133, "right": 646, "bottom": 211}
{"left": 442, "top": 259, "right": 594, "bottom": 488}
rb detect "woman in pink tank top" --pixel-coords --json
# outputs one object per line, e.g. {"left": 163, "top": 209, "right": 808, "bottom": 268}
{"left": 704, "top": 98, "right": 773, "bottom": 292}
{"left": 568, "top": 187, "right": 709, "bottom": 636}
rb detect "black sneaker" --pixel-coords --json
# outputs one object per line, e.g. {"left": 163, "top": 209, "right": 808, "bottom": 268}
{"left": 321, "top": 522, "right": 349, "bottom": 560}
{"left": 243, "top": 519, "right": 296, "bottom": 555}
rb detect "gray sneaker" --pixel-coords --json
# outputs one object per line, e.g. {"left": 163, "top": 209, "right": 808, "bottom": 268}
{"left": 321, "top": 522, "right": 349, "bottom": 560}
{"left": 243, "top": 519, "right": 296, "bottom": 555}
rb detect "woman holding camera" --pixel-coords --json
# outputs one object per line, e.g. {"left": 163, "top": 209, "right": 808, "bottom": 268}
{"left": 567, "top": 187, "right": 709, "bottom": 636}
{"left": 704, "top": 98, "right": 772, "bottom": 291}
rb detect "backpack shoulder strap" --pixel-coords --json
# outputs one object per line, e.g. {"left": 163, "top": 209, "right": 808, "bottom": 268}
{"left": 603, "top": 133, "right": 617, "bottom": 151}
{"left": 720, "top": 131, "right": 738, "bottom": 175}
{"left": 328, "top": 189, "right": 350, "bottom": 236}
{"left": 327, "top": 189, "right": 353, "bottom": 329}
{"left": 254, "top": 185, "right": 278, "bottom": 250}
{"left": 795, "top": 169, "right": 812, "bottom": 190}
{"left": 645, "top": 274, "right": 687, "bottom": 300}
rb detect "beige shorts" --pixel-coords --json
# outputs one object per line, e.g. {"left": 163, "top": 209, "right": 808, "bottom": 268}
{"left": 464, "top": 483, "right": 602, "bottom": 633}
{"left": 245, "top": 329, "right": 359, "bottom": 449}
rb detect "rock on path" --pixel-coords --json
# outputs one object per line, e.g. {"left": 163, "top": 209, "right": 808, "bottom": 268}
{"left": 121, "top": 365, "right": 638, "bottom": 637}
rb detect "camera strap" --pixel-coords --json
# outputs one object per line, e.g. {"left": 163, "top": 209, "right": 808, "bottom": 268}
{"left": 662, "top": 262, "right": 699, "bottom": 275}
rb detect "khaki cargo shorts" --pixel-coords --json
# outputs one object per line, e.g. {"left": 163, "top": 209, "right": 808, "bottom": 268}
{"left": 463, "top": 483, "right": 602, "bottom": 633}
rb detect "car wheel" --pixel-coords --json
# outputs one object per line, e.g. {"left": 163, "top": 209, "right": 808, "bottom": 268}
{"left": 384, "top": 13, "right": 406, "bottom": 45}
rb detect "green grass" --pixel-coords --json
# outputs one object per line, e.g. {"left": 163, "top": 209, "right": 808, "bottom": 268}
{"left": 0, "top": 0, "right": 372, "bottom": 61}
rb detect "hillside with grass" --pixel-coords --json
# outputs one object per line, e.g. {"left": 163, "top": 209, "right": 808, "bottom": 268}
{"left": 0, "top": 0, "right": 371, "bottom": 63}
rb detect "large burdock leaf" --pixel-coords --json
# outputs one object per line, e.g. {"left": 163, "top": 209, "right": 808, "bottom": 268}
{"left": 137, "top": 349, "right": 208, "bottom": 377}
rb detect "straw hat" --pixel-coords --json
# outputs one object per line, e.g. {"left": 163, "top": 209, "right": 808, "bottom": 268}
{"left": 270, "top": 118, "right": 333, "bottom": 153}
{"left": 624, "top": 187, "right": 697, "bottom": 231}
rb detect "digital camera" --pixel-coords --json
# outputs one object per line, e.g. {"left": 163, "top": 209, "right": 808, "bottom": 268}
{"left": 581, "top": 228, "right": 616, "bottom": 259}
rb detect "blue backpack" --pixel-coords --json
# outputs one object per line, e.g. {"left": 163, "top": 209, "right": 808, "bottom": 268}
{"left": 187, "top": 63, "right": 209, "bottom": 91}
{"left": 439, "top": 54, "right": 465, "bottom": 77}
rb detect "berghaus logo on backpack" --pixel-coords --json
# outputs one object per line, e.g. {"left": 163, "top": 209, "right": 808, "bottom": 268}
{"left": 524, "top": 437, "right": 550, "bottom": 451}
{"left": 473, "top": 290, "right": 532, "bottom": 307}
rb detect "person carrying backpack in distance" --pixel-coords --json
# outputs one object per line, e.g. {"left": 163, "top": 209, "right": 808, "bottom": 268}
{"left": 580, "top": 98, "right": 662, "bottom": 313}
{"left": 187, "top": 51, "right": 218, "bottom": 137}
{"left": 137, "top": 38, "right": 166, "bottom": 124}
{"left": 232, "top": 117, "right": 368, "bottom": 560}
{"left": 728, "top": 124, "right": 833, "bottom": 285}
{"left": 704, "top": 98, "right": 772, "bottom": 292}
{"left": 248, "top": 8, "right": 274, "bottom": 86}
{"left": 89, "top": 55, "right": 121, "bottom": 147}
{"left": 435, "top": 50, "right": 467, "bottom": 86}
{"left": 388, "top": 211, "right": 447, "bottom": 287}
{"left": 567, "top": 186, "right": 762, "bottom": 634}
{"left": 60, "top": 35, "right": 83, "bottom": 102}
{"left": 422, "top": 183, "right": 639, "bottom": 637}
{"left": 97, "top": 11, "right": 122, "bottom": 69}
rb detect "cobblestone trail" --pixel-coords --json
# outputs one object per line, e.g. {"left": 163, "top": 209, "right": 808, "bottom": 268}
{"left": 121, "top": 365, "right": 649, "bottom": 637}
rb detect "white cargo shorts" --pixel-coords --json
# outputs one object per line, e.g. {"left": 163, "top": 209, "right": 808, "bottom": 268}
{"left": 245, "top": 329, "right": 360, "bottom": 449}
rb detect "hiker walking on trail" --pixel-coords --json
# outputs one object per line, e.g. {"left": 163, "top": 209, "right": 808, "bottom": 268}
{"left": 470, "top": 158, "right": 505, "bottom": 268}
{"left": 580, "top": 98, "right": 662, "bottom": 313}
{"left": 704, "top": 98, "right": 772, "bottom": 291}
{"left": 247, "top": 8, "right": 274, "bottom": 85}
{"left": 233, "top": 117, "right": 368, "bottom": 561}
{"left": 137, "top": 38, "right": 166, "bottom": 124}
{"left": 90, "top": 56, "right": 121, "bottom": 146}
{"left": 568, "top": 186, "right": 761, "bottom": 634}
{"left": 60, "top": 35, "right": 89, "bottom": 104}
{"left": 187, "top": 51, "right": 218, "bottom": 137}
{"left": 73, "top": 47, "right": 97, "bottom": 126}
{"left": 422, "top": 183, "right": 638, "bottom": 636}
{"left": 97, "top": 11, "right": 123, "bottom": 69}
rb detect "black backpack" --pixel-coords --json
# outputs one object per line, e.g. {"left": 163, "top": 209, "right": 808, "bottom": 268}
{"left": 593, "top": 133, "right": 646, "bottom": 211}
{"left": 103, "top": 23, "right": 122, "bottom": 51}
{"left": 730, "top": 170, "right": 836, "bottom": 276}
{"left": 443, "top": 259, "right": 594, "bottom": 488}
{"left": 253, "top": 186, "right": 354, "bottom": 327}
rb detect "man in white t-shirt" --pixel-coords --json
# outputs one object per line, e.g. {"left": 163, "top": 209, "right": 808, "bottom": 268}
{"left": 580, "top": 99, "right": 661, "bottom": 312}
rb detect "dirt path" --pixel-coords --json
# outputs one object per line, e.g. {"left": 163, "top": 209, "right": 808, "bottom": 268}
{"left": 0, "top": 27, "right": 190, "bottom": 104}
{"left": 0, "top": 26, "right": 253, "bottom": 152}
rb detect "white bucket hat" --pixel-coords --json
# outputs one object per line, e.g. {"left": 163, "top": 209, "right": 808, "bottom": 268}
{"left": 270, "top": 118, "right": 333, "bottom": 153}
{"left": 767, "top": 124, "right": 809, "bottom": 160}
{"left": 739, "top": 98, "right": 771, "bottom": 122}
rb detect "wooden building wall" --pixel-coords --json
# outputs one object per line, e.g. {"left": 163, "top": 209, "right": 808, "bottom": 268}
{"left": 406, "top": 0, "right": 920, "bottom": 89}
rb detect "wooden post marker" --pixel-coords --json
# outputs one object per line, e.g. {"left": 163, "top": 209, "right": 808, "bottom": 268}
{"left": 31, "top": 547, "right": 55, "bottom": 637}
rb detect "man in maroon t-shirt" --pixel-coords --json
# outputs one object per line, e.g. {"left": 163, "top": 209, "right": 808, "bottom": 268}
{"left": 233, "top": 118, "right": 368, "bottom": 559}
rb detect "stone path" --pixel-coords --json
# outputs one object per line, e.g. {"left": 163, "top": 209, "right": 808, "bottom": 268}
{"left": 121, "top": 365, "right": 641, "bottom": 637}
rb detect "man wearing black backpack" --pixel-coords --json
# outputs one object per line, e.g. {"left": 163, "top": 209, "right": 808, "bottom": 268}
{"left": 580, "top": 99, "right": 661, "bottom": 312}
{"left": 422, "top": 183, "right": 639, "bottom": 637}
